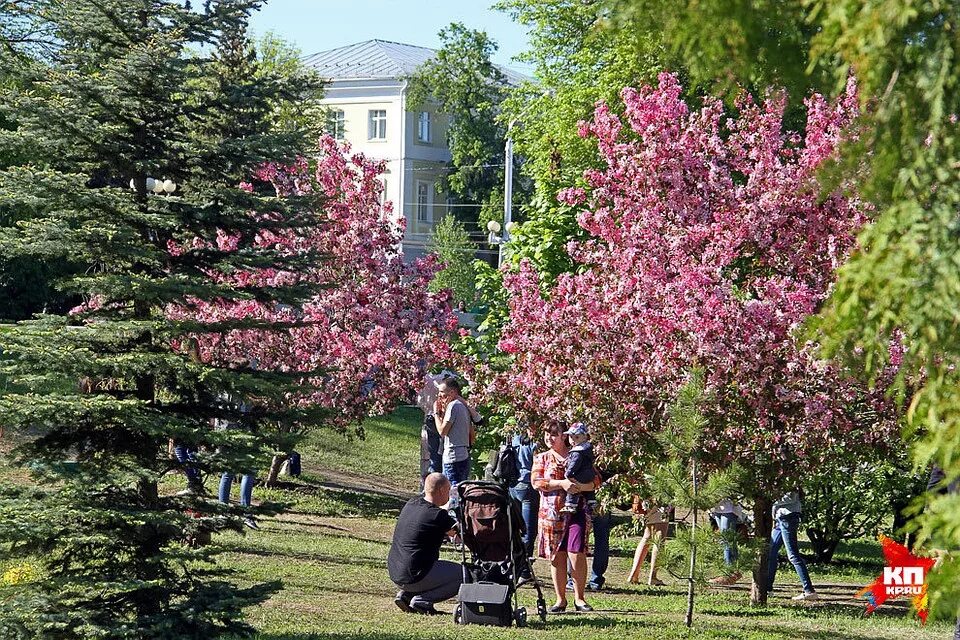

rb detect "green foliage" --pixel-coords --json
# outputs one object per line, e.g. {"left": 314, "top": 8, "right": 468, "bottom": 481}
{"left": 605, "top": 0, "right": 819, "bottom": 101}
{"left": 647, "top": 373, "right": 746, "bottom": 624}
{"left": 254, "top": 31, "right": 325, "bottom": 139}
{"left": 427, "top": 214, "right": 477, "bottom": 306}
{"left": 602, "top": 0, "right": 960, "bottom": 618}
{"left": 407, "top": 23, "right": 523, "bottom": 229}
{"left": 801, "top": 452, "right": 926, "bottom": 563}
{"left": 649, "top": 374, "right": 742, "bottom": 517}
{"left": 495, "top": 0, "right": 668, "bottom": 280}
{"left": 0, "top": 1, "right": 325, "bottom": 637}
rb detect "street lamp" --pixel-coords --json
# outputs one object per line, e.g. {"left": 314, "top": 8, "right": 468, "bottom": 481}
{"left": 499, "top": 90, "right": 552, "bottom": 265}
{"left": 486, "top": 220, "right": 509, "bottom": 267}
{"left": 129, "top": 177, "right": 177, "bottom": 194}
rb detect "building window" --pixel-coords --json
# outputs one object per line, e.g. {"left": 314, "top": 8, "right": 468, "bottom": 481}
{"left": 417, "top": 111, "right": 431, "bottom": 143}
{"left": 326, "top": 109, "right": 345, "bottom": 140}
{"left": 368, "top": 109, "right": 387, "bottom": 140}
{"left": 416, "top": 181, "right": 431, "bottom": 223}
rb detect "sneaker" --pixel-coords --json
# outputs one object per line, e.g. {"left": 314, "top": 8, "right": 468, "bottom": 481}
{"left": 792, "top": 591, "right": 819, "bottom": 601}
{"left": 517, "top": 572, "right": 533, "bottom": 587}
{"left": 394, "top": 591, "right": 413, "bottom": 613}
{"left": 558, "top": 506, "right": 575, "bottom": 515}
{"left": 242, "top": 516, "right": 259, "bottom": 530}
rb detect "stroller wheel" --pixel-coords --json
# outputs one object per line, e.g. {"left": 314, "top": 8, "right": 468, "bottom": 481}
{"left": 453, "top": 603, "right": 463, "bottom": 625}
{"left": 514, "top": 606, "right": 527, "bottom": 628}
{"left": 536, "top": 598, "right": 548, "bottom": 623}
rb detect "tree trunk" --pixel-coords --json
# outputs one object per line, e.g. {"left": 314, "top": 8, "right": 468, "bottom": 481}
{"left": 135, "top": 476, "right": 162, "bottom": 618}
{"left": 265, "top": 453, "right": 288, "bottom": 487}
{"left": 750, "top": 495, "right": 772, "bottom": 607}
{"left": 685, "top": 458, "right": 698, "bottom": 627}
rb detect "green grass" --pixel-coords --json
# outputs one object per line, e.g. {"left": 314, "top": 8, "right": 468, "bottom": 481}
{"left": 214, "top": 407, "right": 952, "bottom": 640}
{"left": 301, "top": 405, "right": 423, "bottom": 495}
{"left": 217, "top": 502, "right": 950, "bottom": 640}
{"left": 2, "top": 405, "right": 953, "bottom": 639}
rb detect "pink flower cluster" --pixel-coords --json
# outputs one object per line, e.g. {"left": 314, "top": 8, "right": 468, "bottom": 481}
{"left": 168, "top": 136, "right": 457, "bottom": 431}
{"left": 489, "top": 74, "right": 896, "bottom": 480}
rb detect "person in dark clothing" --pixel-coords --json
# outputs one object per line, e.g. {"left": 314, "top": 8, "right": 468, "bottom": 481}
{"left": 388, "top": 473, "right": 462, "bottom": 615}
{"left": 510, "top": 425, "right": 539, "bottom": 553}
{"left": 416, "top": 370, "right": 456, "bottom": 480}
{"left": 510, "top": 422, "right": 539, "bottom": 583}
{"left": 559, "top": 423, "right": 596, "bottom": 515}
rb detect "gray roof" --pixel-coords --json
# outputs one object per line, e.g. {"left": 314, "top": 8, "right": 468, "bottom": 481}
{"left": 303, "top": 39, "right": 527, "bottom": 85}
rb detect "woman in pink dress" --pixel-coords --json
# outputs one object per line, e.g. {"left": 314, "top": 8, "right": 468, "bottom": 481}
{"left": 531, "top": 423, "right": 601, "bottom": 613}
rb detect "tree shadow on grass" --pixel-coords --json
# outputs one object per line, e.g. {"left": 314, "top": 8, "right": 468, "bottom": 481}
{"left": 220, "top": 545, "right": 387, "bottom": 569}
{"left": 278, "top": 482, "right": 407, "bottom": 520}
{"left": 259, "top": 524, "right": 393, "bottom": 549}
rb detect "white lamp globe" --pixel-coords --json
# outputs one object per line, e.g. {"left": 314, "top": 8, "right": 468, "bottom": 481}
{"left": 129, "top": 178, "right": 135, "bottom": 190}
{"left": 152, "top": 179, "right": 165, "bottom": 194}
{"left": 505, "top": 221, "right": 519, "bottom": 234}
{"left": 486, "top": 220, "right": 502, "bottom": 234}
{"left": 145, "top": 177, "right": 156, "bottom": 191}
{"left": 162, "top": 179, "right": 176, "bottom": 193}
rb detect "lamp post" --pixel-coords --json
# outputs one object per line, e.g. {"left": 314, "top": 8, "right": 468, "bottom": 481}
{"left": 498, "top": 92, "right": 552, "bottom": 265}
{"left": 487, "top": 219, "right": 519, "bottom": 267}
{"left": 129, "top": 177, "right": 177, "bottom": 194}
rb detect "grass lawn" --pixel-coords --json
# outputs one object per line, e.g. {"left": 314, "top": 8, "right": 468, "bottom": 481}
{"left": 2, "top": 405, "right": 953, "bottom": 639}
{"left": 214, "top": 408, "right": 952, "bottom": 640}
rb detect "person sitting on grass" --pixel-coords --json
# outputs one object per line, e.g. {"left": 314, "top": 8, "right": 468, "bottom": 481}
{"left": 388, "top": 473, "right": 462, "bottom": 615}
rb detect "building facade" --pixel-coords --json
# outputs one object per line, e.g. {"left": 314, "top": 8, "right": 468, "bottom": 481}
{"left": 303, "top": 39, "right": 523, "bottom": 260}
{"left": 304, "top": 40, "right": 452, "bottom": 260}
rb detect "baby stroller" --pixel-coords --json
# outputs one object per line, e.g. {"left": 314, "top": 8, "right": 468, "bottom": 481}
{"left": 452, "top": 481, "right": 548, "bottom": 627}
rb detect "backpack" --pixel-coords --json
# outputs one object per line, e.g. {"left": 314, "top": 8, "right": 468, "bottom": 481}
{"left": 491, "top": 442, "right": 521, "bottom": 487}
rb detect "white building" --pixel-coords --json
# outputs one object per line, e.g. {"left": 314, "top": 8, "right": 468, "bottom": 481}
{"left": 303, "top": 39, "right": 524, "bottom": 260}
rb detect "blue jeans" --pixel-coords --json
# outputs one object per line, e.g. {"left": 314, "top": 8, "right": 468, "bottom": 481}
{"left": 442, "top": 459, "right": 470, "bottom": 489}
{"left": 767, "top": 513, "right": 814, "bottom": 592}
{"left": 219, "top": 472, "right": 255, "bottom": 507}
{"left": 424, "top": 416, "right": 442, "bottom": 474}
{"left": 718, "top": 513, "right": 739, "bottom": 566}
{"left": 509, "top": 483, "right": 539, "bottom": 558}
{"left": 173, "top": 443, "right": 201, "bottom": 482}
{"left": 590, "top": 511, "right": 612, "bottom": 587}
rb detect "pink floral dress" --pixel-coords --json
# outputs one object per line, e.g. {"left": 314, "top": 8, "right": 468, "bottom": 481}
{"left": 532, "top": 449, "right": 599, "bottom": 560}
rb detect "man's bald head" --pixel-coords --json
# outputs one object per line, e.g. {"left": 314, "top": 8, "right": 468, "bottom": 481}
{"left": 423, "top": 472, "right": 451, "bottom": 506}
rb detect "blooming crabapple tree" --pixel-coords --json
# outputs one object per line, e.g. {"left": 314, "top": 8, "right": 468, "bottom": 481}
{"left": 169, "top": 137, "right": 456, "bottom": 481}
{"left": 489, "top": 74, "right": 899, "bottom": 604}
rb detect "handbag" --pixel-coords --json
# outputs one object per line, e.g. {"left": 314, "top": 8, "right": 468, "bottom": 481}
{"left": 456, "top": 582, "right": 513, "bottom": 627}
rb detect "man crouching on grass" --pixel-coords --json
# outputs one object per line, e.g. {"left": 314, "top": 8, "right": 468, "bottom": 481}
{"left": 388, "top": 472, "right": 462, "bottom": 615}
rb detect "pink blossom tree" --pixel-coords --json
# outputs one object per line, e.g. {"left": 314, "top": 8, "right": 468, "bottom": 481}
{"left": 486, "top": 74, "right": 899, "bottom": 604}
{"left": 169, "top": 136, "right": 457, "bottom": 482}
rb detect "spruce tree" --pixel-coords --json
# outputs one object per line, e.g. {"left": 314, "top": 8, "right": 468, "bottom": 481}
{"left": 0, "top": 1, "right": 324, "bottom": 637}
